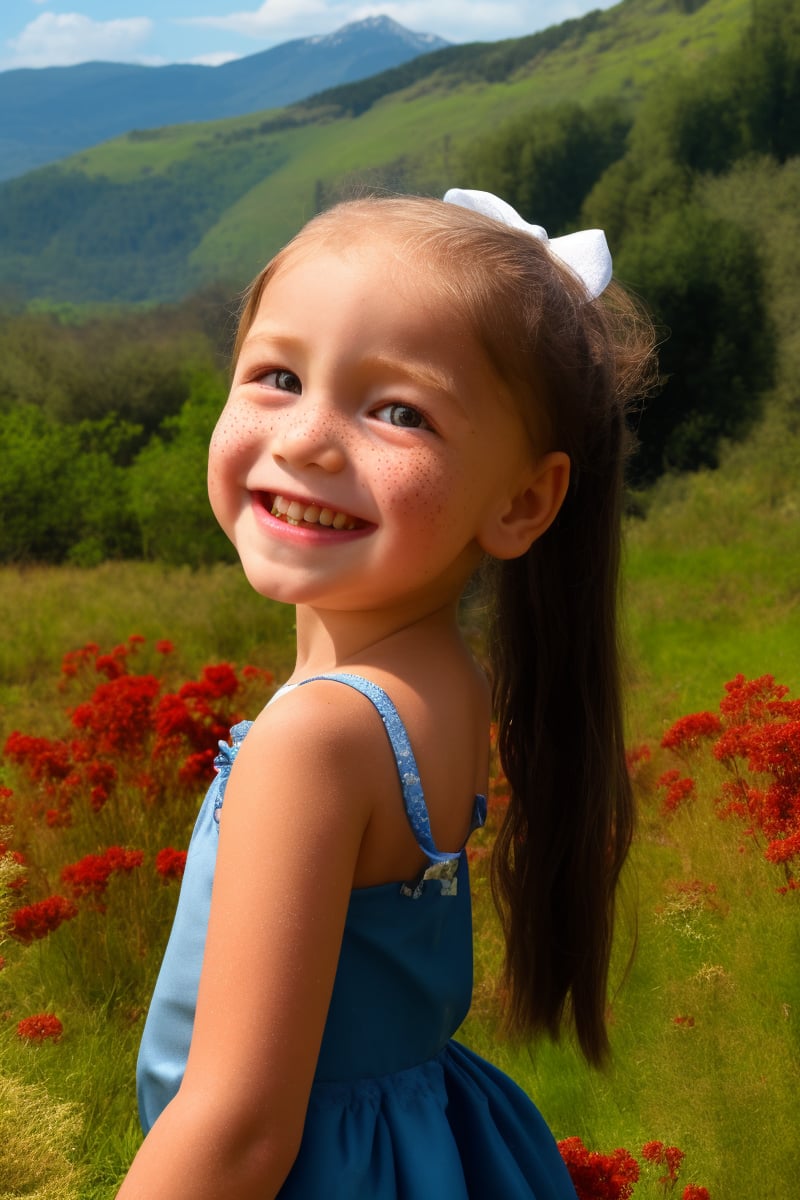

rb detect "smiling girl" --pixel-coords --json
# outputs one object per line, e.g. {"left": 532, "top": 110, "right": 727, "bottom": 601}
{"left": 118, "top": 189, "right": 655, "bottom": 1199}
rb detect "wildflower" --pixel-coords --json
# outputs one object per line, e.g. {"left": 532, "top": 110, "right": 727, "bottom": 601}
{"left": 657, "top": 769, "right": 696, "bottom": 815}
{"left": 155, "top": 847, "right": 187, "bottom": 882}
{"left": 156, "top": 639, "right": 175, "bottom": 654}
{"left": 71, "top": 673, "right": 161, "bottom": 757}
{"left": 673, "top": 1015, "right": 696, "bottom": 1027}
{"left": 178, "top": 749, "right": 216, "bottom": 787}
{"left": 661, "top": 711, "right": 722, "bottom": 752}
{"left": 641, "top": 1140, "right": 685, "bottom": 1184}
{"left": 16, "top": 1013, "right": 63, "bottom": 1043}
{"left": 128, "top": 633, "right": 146, "bottom": 645}
{"left": 625, "top": 743, "right": 651, "bottom": 774}
{"left": 61, "top": 846, "right": 144, "bottom": 900}
{"left": 4, "top": 731, "right": 73, "bottom": 782}
{"left": 682, "top": 1187, "right": 711, "bottom": 1200}
{"left": 764, "top": 829, "right": 800, "bottom": 865}
{"left": 10, "top": 894, "right": 78, "bottom": 942}
{"left": 558, "top": 1136, "right": 639, "bottom": 1200}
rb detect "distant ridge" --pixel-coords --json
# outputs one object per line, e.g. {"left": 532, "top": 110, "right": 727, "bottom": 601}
{"left": 0, "top": 16, "right": 449, "bottom": 181}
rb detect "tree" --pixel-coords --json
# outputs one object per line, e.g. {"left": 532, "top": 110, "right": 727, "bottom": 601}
{"left": 462, "top": 99, "right": 631, "bottom": 234}
{"left": 617, "top": 205, "right": 775, "bottom": 482}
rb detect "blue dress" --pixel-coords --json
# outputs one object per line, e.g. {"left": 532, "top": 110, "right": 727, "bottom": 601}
{"left": 137, "top": 673, "right": 577, "bottom": 1198}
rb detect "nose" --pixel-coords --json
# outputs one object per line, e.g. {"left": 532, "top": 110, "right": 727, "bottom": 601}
{"left": 270, "top": 399, "right": 348, "bottom": 474}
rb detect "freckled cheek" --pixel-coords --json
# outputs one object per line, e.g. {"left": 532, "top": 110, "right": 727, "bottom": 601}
{"left": 369, "top": 450, "right": 461, "bottom": 525}
{"left": 208, "top": 406, "right": 273, "bottom": 469}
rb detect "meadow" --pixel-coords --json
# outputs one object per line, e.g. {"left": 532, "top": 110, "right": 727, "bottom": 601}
{"left": 1, "top": 407, "right": 798, "bottom": 1200}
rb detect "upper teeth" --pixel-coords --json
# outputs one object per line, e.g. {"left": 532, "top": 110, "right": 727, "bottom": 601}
{"left": 271, "top": 494, "right": 357, "bottom": 530}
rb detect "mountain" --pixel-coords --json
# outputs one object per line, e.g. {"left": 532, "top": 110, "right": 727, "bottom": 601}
{"left": 0, "top": 0, "right": 753, "bottom": 306}
{"left": 0, "top": 16, "right": 449, "bottom": 181}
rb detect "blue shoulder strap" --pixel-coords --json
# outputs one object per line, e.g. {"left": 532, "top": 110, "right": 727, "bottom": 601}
{"left": 298, "top": 672, "right": 484, "bottom": 863}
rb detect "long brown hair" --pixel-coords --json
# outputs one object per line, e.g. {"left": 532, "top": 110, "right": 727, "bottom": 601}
{"left": 234, "top": 196, "right": 656, "bottom": 1065}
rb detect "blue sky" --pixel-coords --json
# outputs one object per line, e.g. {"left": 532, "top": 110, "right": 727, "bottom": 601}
{"left": 1, "top": 1, "right": 618, "bottom": 71}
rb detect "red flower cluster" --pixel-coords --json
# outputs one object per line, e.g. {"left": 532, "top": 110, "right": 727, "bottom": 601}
{"left": 2, "top": 637, "right": 276, "bottom": 949}
{"left": 660, "top": 675, "right": 800, "bottom": 880}
{"left": 155, "top": 847, "right": 188, "bottom": 882}
{"left": 16, "top": 1013, "right": 63, "bottom": 1043}
{"left": 625, "top": 744, "right": 652, "bottom": 776}
{"left": 61, "top": 846, "right": 144, "bottom": 900}
{"left": 641, "top": 1140, "right": 685, "bottom": 1184}
{"left": 657, "top": 770, "right": 696, "bottom": 815}
{"left": 4, "top": 638, "right": 272, "bottom": 826}
{"left": 557, "top": 1137, "right": 639, "bottom": 1200}
{"left": 661, "top": 711, "right": 721, "bottom": 753}
{"left": 682, "top": 1187, "right": 711, "bottom": 1200}
{"left": 10, "top": 895, "right": 78, "bottom": 943}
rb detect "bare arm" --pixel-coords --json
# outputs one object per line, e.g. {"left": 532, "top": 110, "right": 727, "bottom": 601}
{"left": 116, "top": 683, "right": 377, "bottom": 1199}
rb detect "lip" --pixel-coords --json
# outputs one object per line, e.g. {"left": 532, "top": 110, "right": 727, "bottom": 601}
{"left": 250, "top": 490, "right": 375, "bottom": 543}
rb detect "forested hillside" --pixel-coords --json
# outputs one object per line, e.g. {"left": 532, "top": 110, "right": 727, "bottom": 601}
{"left": 0, "top": 0, "right": 750, "bottom": 305}
{"left": 1, "top": 0, "right": 798, "bottom": 565}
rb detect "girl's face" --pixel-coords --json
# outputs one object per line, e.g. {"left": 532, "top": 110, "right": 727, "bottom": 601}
{"left": 208, "top": 235, "right": 537, "bottom": 618}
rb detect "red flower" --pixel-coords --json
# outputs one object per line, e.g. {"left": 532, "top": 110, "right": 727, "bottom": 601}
{"left": 178, "top": 749, "right": 216, "bottom": 787}
{"left": 625, "top": 743, "right": 651, "bottom": 774}
{"left": 657, "top": 770, "right": 696, "bottom": 814}
{"left": 673, "top": 1015, "right": 696, "bottom": 1028}
{"left": 16, "top": 1013, "right": 63, "bottom": 1043}
{"left": 61, "top": 846, "right": 144, "bottom": 900}
{"left": 641, "top": 1140, "right": 685, "bottom": 1184}
{"left": 682, "top": 1187, "right": 711, "bottom": 1200}
{"left": 155, "top": 847, "right": 188, "bottom": 882}
{"left": 558, "top": 1137, "right": 639, "bottom": 1200}
{"left": 10, "top": 895, "right": 78, "bottom": 943}
{"left": 661, "top": 711, "right": 722, "bottom": 752}
{"left": 156, "top": 639, "right": 175, "bottom": 654}
{"left": 71, "top": 673, "right": 161, "bottom": 756}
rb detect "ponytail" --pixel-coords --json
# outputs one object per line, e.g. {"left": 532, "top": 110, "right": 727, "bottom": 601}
{"left": 486, "top": 286, "right": 654, "bottom": 1066}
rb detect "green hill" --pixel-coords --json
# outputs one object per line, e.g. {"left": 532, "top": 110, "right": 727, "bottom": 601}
{"left": 0, "top": 0, "right": 751, "bottom": 305}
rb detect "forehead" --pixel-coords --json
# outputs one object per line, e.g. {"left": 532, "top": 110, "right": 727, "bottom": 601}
{"left": 249, "top": 230, "right": 470, "bottom": 349}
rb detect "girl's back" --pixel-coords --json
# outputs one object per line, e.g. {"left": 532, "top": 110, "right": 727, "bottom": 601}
{"left": 137, "top": 667, "right": 577, "bottom": 1198}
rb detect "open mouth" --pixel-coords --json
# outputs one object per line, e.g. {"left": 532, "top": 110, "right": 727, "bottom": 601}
{"left": 265, "top": 493, "right": 362, "bottom": 532}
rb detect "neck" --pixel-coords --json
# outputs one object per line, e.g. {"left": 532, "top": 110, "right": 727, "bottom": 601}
{"left": 289, "top": 597, "right": 464, "bottom": 680}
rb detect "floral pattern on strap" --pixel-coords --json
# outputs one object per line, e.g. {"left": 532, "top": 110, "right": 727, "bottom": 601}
{"left": 212, "top": 720, "right": 252, "bottom": 823}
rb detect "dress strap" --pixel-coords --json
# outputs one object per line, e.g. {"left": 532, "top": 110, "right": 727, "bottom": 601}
{"left": 298, "top": 672, "right": 483, "bottom": 864}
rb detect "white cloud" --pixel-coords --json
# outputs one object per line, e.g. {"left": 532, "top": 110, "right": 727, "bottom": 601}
{"left": 181, "top": 0, "right": 330, "bottom": 41}
{"left": 188, "top": 50, "right": 243, "bottom": 65}
{"left": 180, "top": 1, "right": 584, "bottom": 46}
{"left": 7, "top": 13, "right": 153, "bottom": 68}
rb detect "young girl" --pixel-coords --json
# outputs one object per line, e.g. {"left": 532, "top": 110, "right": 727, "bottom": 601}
{"left": 119, "top": 189, "right": 654, "bottom": 1199}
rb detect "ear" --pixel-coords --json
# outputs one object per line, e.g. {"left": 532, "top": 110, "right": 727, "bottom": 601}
{"left": 478, "top": 451, "right": 570, "bottom": 560}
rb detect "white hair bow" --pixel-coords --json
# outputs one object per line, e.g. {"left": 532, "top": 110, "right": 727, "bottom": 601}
{"left": 443, "top": 188, "right": 612, "bottom": 300}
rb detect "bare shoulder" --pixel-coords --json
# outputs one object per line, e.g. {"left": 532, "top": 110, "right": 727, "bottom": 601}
{"left": 245, "top": 676, "right": 391, "bottom": 787}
